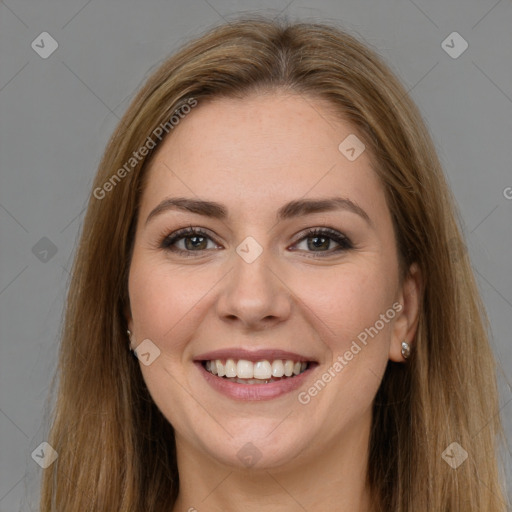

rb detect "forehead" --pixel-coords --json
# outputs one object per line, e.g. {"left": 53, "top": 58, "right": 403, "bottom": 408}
{"left": 140, "top": 92, "right": 386, "bottom": 224}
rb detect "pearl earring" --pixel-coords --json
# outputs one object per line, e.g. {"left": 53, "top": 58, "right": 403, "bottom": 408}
{"left": 401, "top": 341, "right": 411, "bottom": 360}
{"left": 127, "top": 330, "right": 136, "bottom": 355}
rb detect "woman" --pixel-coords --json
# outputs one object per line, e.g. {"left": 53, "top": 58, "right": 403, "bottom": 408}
{"left": 40, "top": 17, "right": 509, "bottom": 511}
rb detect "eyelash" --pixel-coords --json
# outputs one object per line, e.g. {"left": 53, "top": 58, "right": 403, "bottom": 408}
{"left": 159, "top": 226, "right": 353, "bottom": 258}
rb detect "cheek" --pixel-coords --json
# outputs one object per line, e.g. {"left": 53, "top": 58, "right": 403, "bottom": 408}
{"left": 286, "top": 262, "right": 398, "bottom": 437}
{"left": 290, "top": 260, "right": 397, "bottom": 351}
{"left": 129, "top": 265, "right": 175, "bottom": 338}
{"left": 128, "top": 254, "right": 221, "bottom": 353}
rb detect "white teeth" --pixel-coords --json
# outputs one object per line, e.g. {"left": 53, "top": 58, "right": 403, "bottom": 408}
{"left": 237, "top": 360, "right": 254, "bottom": 379}
{"left": 216, "top": 360, "right": 226, "bottom": 377}
{"left": 284, "top": 360, "right": 294, "bottom": 377}
{"left": 205, "top": 358, "right": 309, "bottom": 380}
{"left": 271, "top": 360, "right": 284, "bottom": 377}
{"left": 224, "top": 359, "right": 237, "bottom": 378}
{"left": 253, "top": 360, "right": 272, "bottom": 380}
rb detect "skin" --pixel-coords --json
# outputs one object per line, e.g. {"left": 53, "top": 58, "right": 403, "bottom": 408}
{"left": 126, "top": 91, "right": 422, "bottom": 512}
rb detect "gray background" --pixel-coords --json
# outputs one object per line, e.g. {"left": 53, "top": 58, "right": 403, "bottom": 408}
{"left": 1, "top": 0, "right": 511, "bottom": 509}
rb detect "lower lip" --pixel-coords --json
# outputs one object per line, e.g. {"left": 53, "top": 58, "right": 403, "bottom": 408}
{"left": 195, "top": 362, "right": 316, "bottom": 401}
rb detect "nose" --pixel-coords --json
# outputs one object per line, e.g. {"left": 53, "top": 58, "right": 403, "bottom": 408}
{"left": 215, "top": 246, "right": 292, "bottom": 331}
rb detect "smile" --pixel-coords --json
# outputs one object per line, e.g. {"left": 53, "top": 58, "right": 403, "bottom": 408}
{"left": 203, "top": 358, "right": 309, "bottom": 383}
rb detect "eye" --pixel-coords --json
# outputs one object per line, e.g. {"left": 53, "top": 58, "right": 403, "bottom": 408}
{"left": 291, "top": 227, "right": 353, "bottom": 256}
{"left": 160, "top": 227, "right": 220, "bottom": 257}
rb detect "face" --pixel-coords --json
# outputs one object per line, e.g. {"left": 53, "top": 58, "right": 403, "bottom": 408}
{"left": 127, "top": 92, "right": 419, "bottom": 471}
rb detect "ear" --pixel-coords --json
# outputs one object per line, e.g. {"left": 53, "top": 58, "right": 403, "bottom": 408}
{"left": 389, "top": 262, "right": 422, "bottom": 363}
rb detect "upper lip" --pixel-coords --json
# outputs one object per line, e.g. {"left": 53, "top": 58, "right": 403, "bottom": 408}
{"left": 194, "top": 348, "right": 317, "bottom": 363}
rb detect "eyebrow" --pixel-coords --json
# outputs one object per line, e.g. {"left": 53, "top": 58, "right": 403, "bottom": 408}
{"left": 145, "top": 196, "right": 372, "bottom": 227}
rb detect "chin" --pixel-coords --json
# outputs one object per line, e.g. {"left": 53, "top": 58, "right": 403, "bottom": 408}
{"left": 196, "top": 422, "right": 310, "bottom": 471}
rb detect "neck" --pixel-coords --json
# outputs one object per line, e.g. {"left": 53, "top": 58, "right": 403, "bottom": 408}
{"left": 171, "top": 409, "right": 375, "bottom": 512}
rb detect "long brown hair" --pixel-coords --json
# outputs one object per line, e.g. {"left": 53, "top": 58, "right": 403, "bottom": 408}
{"left": 40, "top": 17, "right": 509, "bottom": 511}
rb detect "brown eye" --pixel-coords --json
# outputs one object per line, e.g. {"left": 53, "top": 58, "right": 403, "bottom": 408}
{"left": 292, "top": 228, "right": 353, "bottom": 256}
{"left": 161, "top": 227, "right": 220, "bottom": 256}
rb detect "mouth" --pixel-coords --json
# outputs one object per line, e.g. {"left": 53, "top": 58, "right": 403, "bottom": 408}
{"left": 193, "top": 349, "right": 319, "bottom": 401}
{"left": 201, "top": 358, "right": 312, "bottom": 384}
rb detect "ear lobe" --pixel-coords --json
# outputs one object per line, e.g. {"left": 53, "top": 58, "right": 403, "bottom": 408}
{"left": 389, "top": 262, "right": 422, "bottom": 363}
